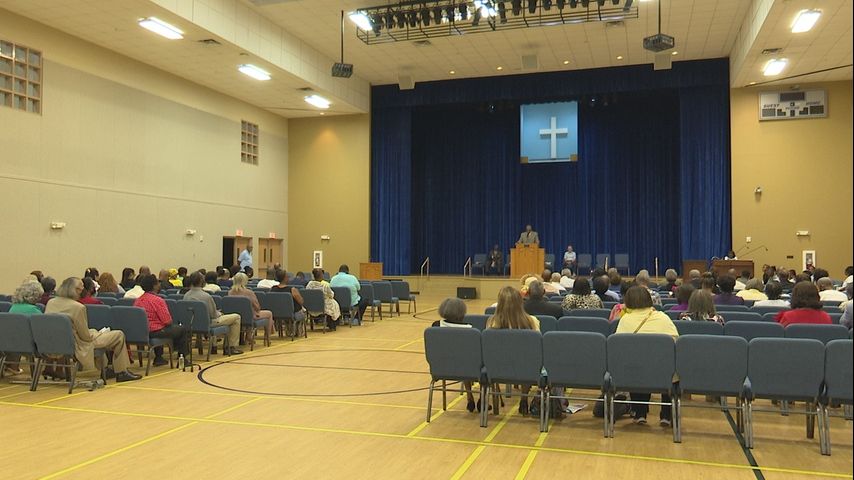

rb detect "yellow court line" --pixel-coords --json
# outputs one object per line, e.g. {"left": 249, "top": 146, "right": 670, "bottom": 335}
{"left": 448, "top": 403, "right": 518, "bottom": 478}
{"left": 5, "top": 399, "right": 850, "bottom": 480}
{"left": 514, "top": 390, "right": 562, "bottom": 480}
{"left": 407, "top": 394, "right": 468, "bottom": 437}
{"left": 0, "top": 385, "right": 19, "bottom": 391}
{"left": 394, "top": 338, "right": 424, "bottom": 350}
{"left": 0, "top": 390, "right": 31, "bottom": 401}
{"left": 203, "top": 396, "right": 264, "bottom": 418}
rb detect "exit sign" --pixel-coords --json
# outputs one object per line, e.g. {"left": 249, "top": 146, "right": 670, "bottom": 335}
{"left": 268, "top": 232, "right": 276, "bottom": 239}
{"left": 235, "top": 229, "right": 244, "bottom": 237}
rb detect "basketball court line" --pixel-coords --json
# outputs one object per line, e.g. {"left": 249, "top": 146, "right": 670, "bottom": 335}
{"left": 450, "top": 405, "right": 518, "bottom": 479}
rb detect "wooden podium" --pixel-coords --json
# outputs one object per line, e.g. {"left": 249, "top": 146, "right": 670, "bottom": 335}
{"left": 359, "top": 262, "right": 383, "bottom": 280}
{"left": 712, "top": 260, "right": 755, "bottom": 278}
{"left": 510, "top": 245, "right": 545, "bottom": 278}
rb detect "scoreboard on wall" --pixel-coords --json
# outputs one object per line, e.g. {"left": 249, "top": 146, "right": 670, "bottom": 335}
{"left": 759, "top": 89, "right": 827, "bottom": 121}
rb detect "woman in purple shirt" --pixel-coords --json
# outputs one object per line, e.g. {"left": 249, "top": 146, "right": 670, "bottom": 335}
{"left": 669, "top": 284, "right": 695, "bottom": 313}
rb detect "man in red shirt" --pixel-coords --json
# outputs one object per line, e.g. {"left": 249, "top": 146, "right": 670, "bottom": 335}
{"left": 775, "top": 282, "right": 832, "bottom": 327}
{"left": 134, "top": 274, "right": 190, "bottom": 366}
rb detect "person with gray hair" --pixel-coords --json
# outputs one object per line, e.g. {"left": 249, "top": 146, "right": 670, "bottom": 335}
{"left": 10, "top": 280, "right": 44, "bottom": 315}
{"left": 430, "top": 297, "right": 481, "bottom": 412}
{"left": 45, "top": 277, "right": 141, "bottom": 382}
{"left": 523, "top": 280, "right": 565, "bottom": 318}
{"left": 688, "top": 269, "right": 702, "bottom": 289}
{"left": 549, "top": 272, "right": 566, "bottom": 293}
{"left": 634, "top": 270, "right": 662, "bottom": 306}
{"left": 737, "top": 277, "right": 768, "bottom": 301}
{"left": 559, "top": 269, "right": 575, "bottom": 289}
{"left": 661, "top": 269, "right": 679, "bottom": 296}
{"left": 817, "top": 277, "right": 848, "bottom": 302}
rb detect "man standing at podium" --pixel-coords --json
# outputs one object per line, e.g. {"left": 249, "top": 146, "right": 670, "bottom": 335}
{"left": 517, "top": 224, "right": 539, "bottom": 245}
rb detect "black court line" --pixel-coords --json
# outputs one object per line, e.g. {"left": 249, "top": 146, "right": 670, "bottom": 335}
{"left": 723, "top": 409, "right": 765, "bottom": 480}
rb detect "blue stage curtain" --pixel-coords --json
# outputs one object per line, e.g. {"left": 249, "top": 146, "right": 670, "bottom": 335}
{"left": 371, "top": 59, "right": 731, "bottom": 275}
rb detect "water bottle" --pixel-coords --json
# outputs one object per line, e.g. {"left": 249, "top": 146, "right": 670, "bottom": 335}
{"left": 177, "top": 354, "right": 185, "bottom": 371}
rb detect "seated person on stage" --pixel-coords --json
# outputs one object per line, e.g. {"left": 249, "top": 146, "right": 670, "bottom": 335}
{"left": 593, "top": 275, "right": 619, "bottom": 303}
{"left": 714, "top": 275, "right": 745, "bottom": 305}
{"left": 561, "top": 277, "right": 603, "bottom": 311}
{"left": 183, "top": 272, "right": 243, "bottom": 355}
{"left": 549, "top": 272, "right": 566, "bottom": 293}
{"left": 669, "top": 284, "right": 695, "bottom": 313}
{"left": 77, "top": 277, "right": 103, "bottom": 305}
{"left": 724, "top": 249, "right": 738, "bottom": 260}
{"left": 203, "top": 271, "right": 222, "bottom": 293}
{"left": 753, "top": 281, "right": 789, "bottom": 307}
{"left": 540, "top": 270, "right": 561, "bottom": 294}
{"left": 563, "top": 245, "right": 577, "bottom": 273}
{"left": 134, "top": 274, "right": 191, "bottom": 366}
{"left": 736, "top": 278, "right": 768, "bottom": 301}
{"left": 634, "top": 270, "right": 661, "bottom": 306}
{"left": 330, "top": 264, "right": 369, "bottom": 319}
{"left": 45, "top": 277, "right": 141, "bottom": 382}
{"left": 523, "top": 280, "right": 564, "bottom": 319}
{"left": 517, "top": 224, "right": 539, "bottom": 245}
{"left": 661, "top": 269, "right": 679, "bottom": 296}
{"left": 679, "top": 290, "right": 724, "bottom": 324}
{"left": 430, "top": 298, "right": 482, "bottom": 413}
{"left": 817, "top": 277, "right": 848, "bottom": 302}
{"left": 486, "top": 245, "right": 503, "bottom": 275}
{"left": 559, "top": 269, "right": 575, "bottom": 289}
{"left": 775, "top": 282, "right": 831, "bottom": 327}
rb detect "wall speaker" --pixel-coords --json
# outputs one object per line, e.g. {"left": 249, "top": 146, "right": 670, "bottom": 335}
{"left": 456, "top": 287, "right": 477, "bottom": 299}
{"left": 398, "top": 75, "right": 415, "bottom": 90}
{"left": 521, "top": 54, "right": 539, "bottom": 71}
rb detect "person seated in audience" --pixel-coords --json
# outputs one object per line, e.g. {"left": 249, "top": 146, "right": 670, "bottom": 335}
{"left": 776, "top": 270, "right": 795, "bottom": 293}
{"left": 30, "top": 270, "right": 44, "bottom": 283}
{"left": 679, "top": 290, "right": 724, "bottom": 323}
{"left": 229, "top": 272, "right": 275, "bottom": 337}
{"left": 523, "top": 280, "right": 564, "bottom": 319}
{"left": 593, "top": 275, "right": 619, "bottom": 303}
{"left": 5, "top": 280, "right": 44, "bottom": 374}
{"left": 607, "top": 281, "right": 634, "bottom": 321}
{"left": 547, "top": 272, "right": 565, "bottom": 293}
{"left": 156, "top": 270, "right": 172, "bottom": 292}
{"left": 256, "top": 267, "right": 280, "bottom": 289}
{"left": 841, "top": 266, "right": 853, "bottom": 290}
{"left": 176, "top": 267, "right": 188, "bottom": 283}
{"left": 753, "top": 281, "right": 789, "bottom": 307}
{"left": 812, "top": 268, "right": 829, "bottom": 282}
{"left": 291, "top": 271, "right": 308, "bottom": 287}
{"left": 214, "top": 268, "right": 231, "bottom": 288}
{"left": 714, "top": 276, "right": 744, "bottom": 305}
{"left": 607, "top": 271, "right": 623, "bottom": 298}
{"left": 634, "top": 270, "right": 661, "bottom": 306}
{"left": 661, "top": 269, "right": 679, "bottom": 296}
{"left": 77, "top": 278, "right": 103, "bottom": 305}
{"left": 330, "top": 264, "right": 368, "bottom": 319}
{"left": 775, "top": 282, "right": 831, "bottom": 327}
{"left": 270, "top": 268, "right": 306, "bottom": 317}
{"left": 762, "top": 265, "right": 779, "bottom": 284}
{"left": 38, "top": 276, "right": 56, "bottom": 305}
{"left": 539, "top": 270, "right": 560, "bottom": 295}
{"left": 84, "top": 267, "right": 100, "bottom": 291}
{"left": 243, "top": 266, "right": 255, "bottom": 279}
{"left": 561, "top": 277, "right": 603, "bottom": 310}
{"left": 794, "top": 272, "right": 813, "bottom": 284}
{"left": 45, "top": 277, "right": 141, "bottom": 382}
{"left": 167, "top": 268, "right": 182, "bottom": 288}
{"left": 727, "top": 269, "right": 746, "bottom": 291}
{"left": 700, "top": 273, "right": 718, "bottom": 295}
{"left": 123, "top": 275, "right": 145, "bottom": 299}
{"left": 487, "top": 286, "right": 540, "bottom": 415}
{"left": 737, "top": 278, "right": 768, "bottom": 301}
{"left": 615, "top": 286, "right": 678, "bottom": 426}
{"left": 97, "top": 272, "right": 124, "bottom": 294}
{"left": 839, "top": 285, "right": 853, "bottom": 329}
{"left": 179, "top": 276, "right": 192, "bottom": 294}
{"left": 138, "top": 265, "right": 151, "bottom": 276}
{"left": 429, "top": 298, "right": 483, "bottom": 412}
{"left": 120, "top": 268, "right": 136, "bottom": 290}
{"left": 305, "top": 269, "right": 342, "bottom": 331}
{"left": 134, "top": 274, "right": 190, "bottom": 366}
{"left": 817, "top": 277, "right": 848, "bottom": 302}
{"left": 183, "top": 272, "right": 243, "bottom": 355}
{"left": 203, "top": 271, "right": 222, "bottom": 292}
{"left": 688, "top": 269, "right": 702, "bottom": 289}
{"left": 486, "top": 244, "right": 503, "bottom": 276}
{"left": 669, "top": 284, "right": 695, "bottom": 313}
{"left": 559, "top": 269, "right": 575, "bottom": 289}
{"left": 724, "top": 249, "right": 737, "bottom": 260}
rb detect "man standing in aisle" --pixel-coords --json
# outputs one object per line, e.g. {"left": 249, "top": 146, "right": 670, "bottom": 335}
{"left": 238, "top": 244, "right": 253, "bottom": 273}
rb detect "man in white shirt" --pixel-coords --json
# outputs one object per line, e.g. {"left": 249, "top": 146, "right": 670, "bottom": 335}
{"left": 728, "top": 269, "right": 746, "bottom": 291}
{"left": 840, "top": 266, "right": 853, "bottom": 290}
{"left": 753, "top": 281, "right": 789, "bottom": 307}
{"left": 563, "top": 245, "right": 577, "bottom": 272}
{"left": 256, "top": 266, "right": 281, "bottom": 289}
{"left": 238, "top": 245, "right": 253, "bottom": 272}
{"left": 559, "top": 269, "right": 575, "bottom": 289}
{"left": 817, "top": 277, "right": 848, "bottom": 302}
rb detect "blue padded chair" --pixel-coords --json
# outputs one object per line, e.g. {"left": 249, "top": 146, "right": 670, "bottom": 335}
{"left": 820, "top": 340, "right": 853, "bottom": 455}
{"left": 482, "top": 329, "right": 546, "bottom": 431}
{"left": 332, "top": 287, "right": 357, "bottom": 328}
{"left": 606, "top": 333, "right": 678, "bottom": 440}
{"left": 300, "top": 289, "right": 329, "bottom": 333}
{"left": 111, "top": 306, "right": 171, "bottom": 375}
{"left": 565, "top": 309, "right": 610, "bottom": 319}
{"left": 745, "top": 338, "right": 825, "bottom": 449}
{"left": 484, "top": 306, "right": 496, "bottom": 315}
{"left": 785, "top": 324, "right": 849, "bottom": 344}
{"left": 544, "top": 254, "right": 556, "bottom": 271}
{"left": 723, "top": 312, "right": 764, "bottom": 323}
{"left": 751, "top": 305, "right": 789, "bottom": 316}
{"left": 821, "top": 301, "right": 844, "bottom": 310}
{"left": 472, "top": 254, "right": 487, "bottom": 276}
{"left": 0, "top": 301, "right": 12, "bottom": 313}
{"left": 424, "top": 327, "right": 488, "bottom": 427}
{"left": 614, "top": 254, "right": 630, "bottom": 275}
{"left": 724, "top": 321, "right": 784, "bottom": 342}
{"left": 98, "top": 297, "right": 117, "bottom": 306}
{"left": 674, "top": 320, "right": 724, "bottom": 336}
{"left": 576, "top": 254, "right": 592, "bottom": 274}
{"left": 262, "top": 292, "right": 303, "bottom": 339}
{"left": 828, "top": 313, "right": 842, "bottom": 325}
{"left": 675, "top": 335, "right": 749, "bottom": 444}
{"left": 85, "top": 304, "right": 112, "bottom": 331}
{"left": 535, "top": 315, "right": 557, "bottom": 334}
{"left": 595, "top": 254, "right": 611, "bottom": 270}
{"left": 372, "top": 281, "right": 399, "bottom": 316}
{"left": 661, "top": 297, "right": 678, "bottom": 305}
{"left": 716, "top": 305, "right": 750, "bottom": 312}
{"left": 174, "top": 300, "right": 229, "bottom": 361}
{"left": 167, "top": 294, "right": 184, "bottom": 302}
{"left": 762, "top": 312, "right": 781, "bottom": 323}
{"left": 391, "top": 281, "right": 416, "bottom": 314}
{"left": 464, "top": 314, "right": 489, "bottom": 331}
{"left": 96, "top": 292, "right": 117, "bottom": 298}
{"left": 116, "top": 298, "right": 137, "bottom": 307}
{"left": 0, "top": 313, "right": 38, "bottom": 385}
{"left": 29, "top": 314, "right": 102, "bottom": 393}
{"left": 557, "top": 316, "right": 611, "bottom": 337}
{"left": 665, "top": 311, "right": 682, "bottom": 321}
{"left": 542, "top": 331, "right": 610, "bottom": 435}
{"left": 221, "top": 296, "right": 268, "bottom": 349}
{"left": 360, "top": 284, "right": 382, "bottom": 321}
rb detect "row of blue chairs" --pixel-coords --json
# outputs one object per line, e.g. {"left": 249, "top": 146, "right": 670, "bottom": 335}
{"left": 423, "top": 327, "right": 852, "bottom": 455}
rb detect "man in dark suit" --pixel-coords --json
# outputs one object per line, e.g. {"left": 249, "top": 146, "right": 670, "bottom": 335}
{"left": 524, "top": 280, "right": 564, "bottom": 318}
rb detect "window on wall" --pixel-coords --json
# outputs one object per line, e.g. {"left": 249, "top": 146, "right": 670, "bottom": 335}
{"left": 0, "top": 40, "right": 42, "bottom": 114}
{"left": 241, "top": 120, "right": 259, "bottom": 165}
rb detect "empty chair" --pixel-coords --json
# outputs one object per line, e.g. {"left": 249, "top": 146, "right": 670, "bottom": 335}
{"left": 535, "top": 315, "right": 557, "bottom": 334}
{"left": 722, "top": 312, "right": 763, "bottom": 323}
{"left": 424, "top": 327, "right": 488, "bottom": 427}
{"left": 482, "top": 329, "right": 546, "bottom": 431}
{"left": 332, "top": 287, "right": 357, "bottom": 328}
{"left": 472, "top": 254, "right": 487, "bottom": 275}
{"left": 359, "top": 284, "right": 383, "bottom": 321}
{"left": 391, "top": 281, "right": 417, "bottom": 314}
{"left": 675, "top": 335, "right": 749, "bottom": 444}
{"left": 300, "top": 289, "right": 329, "bottom": 333}
{"left": 29, "top": 314, "right": 100, "bottom": 393}
{"left": 544, "top": 253, "right": 556, "bottom": 271}
{"left": 85, "top": 305, "right": 112, "bottom": 331}
{"left": 606, "top": 334, "right": 677, "bottom": 440}
{"left": 828, "top": 313, "right": 842, "bottom": 325}
{"left": 576, "top": 254, "right": 592, "bottom": 274}
{"left": 174, "top": 300, "right": 229, "bottom": 361}
{"left": 785, "top": 324, "right": 849, "bottom": 344}
{"left": 751, "top": 305, "right": 790, "bottom": 316}
{"left": 0, "top": 313, "right": 38, "bottom": 384}
{"left": 614, "top": 254, "right": 630, "bottom": 275}
{"left": 715, "top": 305, "right": 750, "bottom": 312}
{"left": 464, "top": 314, "right": 490, "bottom": 331}
{"left": 821, "top": 300, "right": 845, "bottom": 310}
{"left": 116, "top": 298, "right": 137, "bottom": 307}
{"left": 263, "top": 292, "right": 303, "bottom": 340}
{"left": 111, "top": 306, "right": 171, "bottom": 375}
{"left": 820, "top": 339, "right": 853, "bottom": 455}
{"left": 745, "top": 338, "right": 825, "bottom": 449}
{"left": 557, "top": 316, "right": 610, "bottom": 337}
{"left": 221, "top": 296, "right": 268, "bottom": 348}
{"left": 372, "top": 281, "right": 399, "bottom": 316}
{"left": 542, "top": 331, "right": 610, "bottom": 435}
{"left": 565, "top": 309, "right": 610, "bottom": 319}
{"left": 674, "top": 320, "right": 723, "bottom": 336}
{"left": 595, "top": 254, "right": 611, "bottom": 270}
{"left": 724, "top": 321, "right": 784, "bottom": 342}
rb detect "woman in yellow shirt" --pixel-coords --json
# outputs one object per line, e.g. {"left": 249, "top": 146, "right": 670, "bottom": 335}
{"left": 615, "top": 286, "right": 678, "bottom": 426}
{"left": 736, "top": 278, "right": 768, "bottom": 301}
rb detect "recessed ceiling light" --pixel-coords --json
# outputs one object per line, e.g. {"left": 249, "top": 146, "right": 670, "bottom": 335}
{"left": 563, "top": 60, "right": 570, "bottom": 65}
{"left": 319, "top": 112, "right": 326, "bottom": 115}
{"left": 496, "top": 66, "right": 503, "bottom": 71}
{"left": 305, "top": 94, "right": 331, "bottom": 109}
{"left": 748, "top": 81, "right": 757, "bottom": 85}
{"left": 671, "top": 51, "right": 678, "bottom": 56}
{"left": 616, "top": 55, "right": 623, "bottom": 60}
{"left": 792, "top": 9, "right": 821, "bottom": 33}
{"left": 763, "top": 58, "right": 787, "bottom": 76}
{"left": 348, "top": 11, "right": 373, "bottom": 30}
{"left": 449, "top": 70, "right": 456, "bottom": 74}
{"left": 138, "top": 17, "right": 183, "bottom": 40}
{"left": 238, "top": 64, "right": 271, "bottom": 81}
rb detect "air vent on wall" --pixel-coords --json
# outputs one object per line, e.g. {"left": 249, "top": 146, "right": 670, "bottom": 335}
{"left": 198, "top": 38, "right": 221, "bottom": 46}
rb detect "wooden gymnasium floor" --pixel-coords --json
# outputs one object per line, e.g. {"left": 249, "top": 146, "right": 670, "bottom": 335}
{"left": 1, "top": 290, "right": 852, "bottom": 480}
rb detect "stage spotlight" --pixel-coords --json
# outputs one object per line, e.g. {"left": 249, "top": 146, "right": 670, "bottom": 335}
{"left": 596, "top": 0, "right": 606, "bottom": 7}
{"left": 511, "top": 0, "right": 522, "bottom": 15}
{"left": 543, "top": 0, "right": 552, "bottom": 10}
{"left": 557, "top": 0, "right": 566, "bottom": 9}
{"left": 384, "top": 11, "right": 395, "bottom": 29}
{"left": 421, "top": 7, "right": 431, "bottom": 26}
{"left": 498, "top": 2, "right": 508, "bottom": 22}
{"left": 408, "top": 11, "right": 418, "bottom": 28}
{"left": 459, "top": 4, "right": 469, "bottom": 20}
{"left": 433, "top": 6, "right": 443, "bottom": 24}
{"left": 395, "top": 11, "right": 406, "bottom": 28}
{"left": 472, "top": 7, "right": 482, "bottom": 26}
{"left": 581, "top": 0, "right": 589, "bottom": 7}
{"left": 370, "top": 14, "right": 382, "bottom": 35}
{"left": 611, "top": 0, "right": 619, "bottom": 4}
{"left": 528, "top": 0, "right": 537, "bottom": 14}
{"left": 622, "top": 0, "right": 633, "bottom": 11}
{"left": 569, "top": 0, "right": 578, "bottom": 7}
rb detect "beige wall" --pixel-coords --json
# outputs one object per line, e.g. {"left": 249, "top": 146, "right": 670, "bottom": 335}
{"left": 0, "top": 11, "right": 288, "bottom": 294}
{"left": 730, "top": 80, "right": 853, "bottom": 277}
{"left": 287, "top": 114, "right": 370, "bottom": 274}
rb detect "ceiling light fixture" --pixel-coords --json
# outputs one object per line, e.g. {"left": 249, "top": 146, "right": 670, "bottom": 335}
{"left": 496, "top": 66, "right": 504, "bottom": 70}
{"left": 616, "top": 55, "right": 623, "bottom": 60}
{"left": 791, "top": 9, "right": 821, "bottom": 33}
{"left": 563, "top": 60, "right": 570, "bottom": 64}
{"left": 449, "top": 70, "right": 456, "bottom": 74}
{"left": 348, "top": 11, "right": 373, "bottom": 30}
{"left": 138, "top": 17, "right": 184, "bottom": 40}
{"left": 238, "top": 64, "right": 271, "bottom": 81}
{"left": 671, "top": 51, "right": 678, "bottom": 55}
{"left": 763, "top": 58, "right": 787, "bottom": 76}
{"left": 305, "top": 94, "right": 331, "bottom": 109}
